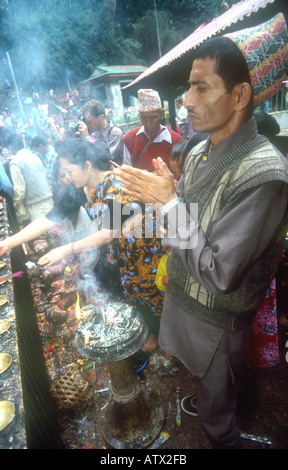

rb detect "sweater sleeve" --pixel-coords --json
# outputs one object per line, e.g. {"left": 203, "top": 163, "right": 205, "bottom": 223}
{"left": 9, "top": 163, "right": 28, "bottom": 221}
{"left": 162, "top": 181, "right": 288, "bottom": 294}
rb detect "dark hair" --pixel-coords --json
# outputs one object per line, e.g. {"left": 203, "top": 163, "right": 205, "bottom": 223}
{"left": 254, "top": 111, "right": 280, "bottom": 137}
{"left": 56, "top": 138, "right": 111, "bottom": 170}
{"left": 170, "top": 133, "right": 208, "bottom": 166}
{"left": 170, "top": 140, "right": 187, "bottom": 163}
{"left": 30, "top": 136, "right": 48, "bottom": 148}
{"left": 195, "top": 37, "right": 254, "bottom": 116}
{"left": 52, "top": 158, "right": 61, "bottom": 181}
{"left": 7, "top": 133, "right": 24, "bottom": 153}
{"left": 176, "top": 97, "right": 183, "bottom": 105}
{"left": 80, "top": 99, "right": 105, "bottom": 118}
{"left": 51, "top": 159, "right": 62, "bottom": 198}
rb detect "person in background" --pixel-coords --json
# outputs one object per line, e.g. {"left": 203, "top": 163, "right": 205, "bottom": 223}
{"left": 175, "top": 96, "right": 189, "bottom": 140}
{"left": 253, "top": 110, "right": 288, "bottom": 336}
{"left": 168, "top": 119, "right": 181, "bottom": 136}
{"left": 0, "top": 159, "right": 18, "bottom": 233}
{"left": 0, "top": 138, "right": 166, "bottom": 353}
{"left": 254, "top": 110, "right": 280, "bottom": 139}
{"left": 246, "top": 110, "right": 283, "bottom": 369}
{"left": 123, "top": 89, "right": 182, "bottom": 172}
{"left": 169, "top": 140, "right": 187, "bottom": 183}
{"left": 77, "top": 99, "right": 124, "bottom": 165}
{"left": 30, "top": 136, "right": 58, "bottom": 187}
{"left": 0, "top": 147, "right": 12, "bottom": 179}
{"left": 114, "top": 37, "right": 288, "bottom": 448}
{"left": 51, "top": 158, "right": 100, "bottom": 276}
{"left": 155, "top": 247, "right": 171, "bottom": 297}
{"left": 7, "top": 134, "right": 54, "bottom": 225}
{"left": 123, "top": 107, "right": 131, "bottom": 123}
{"left": 51, "top": 157, "right": 70, "bottom": 197}
{"left": 169, "top": 134, "right": 208, "bottom": 183}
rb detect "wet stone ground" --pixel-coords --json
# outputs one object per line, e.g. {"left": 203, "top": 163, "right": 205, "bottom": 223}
{"left": 15, "top": 230, "right": 288, "bottom": 451}
{"left": 57, "top": 322, "right": 288, "bottom": 450}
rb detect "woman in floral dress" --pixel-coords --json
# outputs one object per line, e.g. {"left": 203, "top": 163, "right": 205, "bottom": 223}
{"left": 85, "top": 171, "right": 165, "bottom": 351}
{"left": 0, "top": 138, "right": 165, "bottom": 352}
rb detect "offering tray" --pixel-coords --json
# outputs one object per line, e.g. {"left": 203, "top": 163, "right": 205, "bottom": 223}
{"left": 75, "top": 302, "right": 149, "bottom": 362}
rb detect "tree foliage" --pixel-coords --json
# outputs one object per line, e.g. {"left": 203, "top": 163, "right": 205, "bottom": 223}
{"left": 0, "top": 0, "right": 240, "bottom": 91}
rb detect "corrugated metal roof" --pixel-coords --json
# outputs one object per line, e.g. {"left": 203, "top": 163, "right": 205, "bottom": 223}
{"left": 123, "top": 0, "right": 275, "bottom": 90}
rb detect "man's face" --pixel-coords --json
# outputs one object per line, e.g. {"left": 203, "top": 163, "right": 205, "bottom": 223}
{"left": 184, "top": 58, "right": 236, "bottom": 145}
{"left": 139, "top": 110, "right": 163, "bottom": 139}
{"left": 85, "top": 111, "right": 103, "bottom": 131}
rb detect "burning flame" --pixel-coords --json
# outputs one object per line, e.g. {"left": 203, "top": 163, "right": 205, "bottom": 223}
{"left": 84, "top": 330, "right": 90, "bottom": 345}
{"left": 75, "top": 292, "right": 81, "bottom": 321}
{"left": 75, "top": 292, "right": 90, "bottom": 345}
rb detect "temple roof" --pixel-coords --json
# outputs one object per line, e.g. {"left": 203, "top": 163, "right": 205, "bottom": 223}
{"left": 81, "top": 65, "right": 147, "bottom": 85}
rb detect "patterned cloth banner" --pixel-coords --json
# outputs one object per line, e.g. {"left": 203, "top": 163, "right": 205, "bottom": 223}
{"left": 225, "top": 13, "right": 288, "bottom": 107}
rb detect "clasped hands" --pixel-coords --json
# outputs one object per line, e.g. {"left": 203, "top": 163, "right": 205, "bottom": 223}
{"left": 23, "top": 158, "right": 176, "bottom": 268}
{"left": 114, "top": 157, "right": 177, "bottom": 205}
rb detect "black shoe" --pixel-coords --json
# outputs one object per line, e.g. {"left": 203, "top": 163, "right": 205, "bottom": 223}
{"left": 181, "top": 395, "right": 197, "bottom": 416}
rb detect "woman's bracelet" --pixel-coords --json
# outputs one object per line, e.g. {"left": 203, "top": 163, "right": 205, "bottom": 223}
{"left": 6, "top": 239, "right": 12, "bottom": 251}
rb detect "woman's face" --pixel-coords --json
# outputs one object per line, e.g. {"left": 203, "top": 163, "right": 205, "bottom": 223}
{"left": 58, "top": 168, "right": 70, "bottom": 187}
{"left": 59, "top": 157, "right": 90, "bottom": 188}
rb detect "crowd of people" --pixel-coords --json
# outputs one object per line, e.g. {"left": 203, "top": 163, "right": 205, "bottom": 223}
{"left": 0, "top": 36, "right": 287, "bottom": 449}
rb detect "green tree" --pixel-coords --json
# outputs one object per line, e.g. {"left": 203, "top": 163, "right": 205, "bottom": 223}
{"left": 0, "top": 0, "right": 241, "bottom": 91}
{"left": 117, "top": 0, "right": 240, "bottom": 64}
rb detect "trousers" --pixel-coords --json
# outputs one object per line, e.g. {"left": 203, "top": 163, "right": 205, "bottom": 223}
{"left": 196, "top": 324, "right": 253, "bottom": 449}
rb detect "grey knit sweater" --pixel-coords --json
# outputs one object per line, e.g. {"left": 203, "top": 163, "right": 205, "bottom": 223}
{"left": 167, "top": 134, "right": 288, "bottom": 331}
{"left": 11, "top": 149, "right": 52, "bottom": 206}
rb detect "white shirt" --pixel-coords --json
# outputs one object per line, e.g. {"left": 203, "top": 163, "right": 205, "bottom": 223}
{"left": 176, "top": 105, "right": 188, "bottom": 125}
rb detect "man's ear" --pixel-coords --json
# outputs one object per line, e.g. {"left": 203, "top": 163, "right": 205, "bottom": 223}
{"left": 234, "top": 82, "right": 253, "bottom": 112}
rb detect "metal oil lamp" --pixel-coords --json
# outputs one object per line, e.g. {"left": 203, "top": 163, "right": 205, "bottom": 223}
{"left": 75, "top": 301, "right": 165, "bottom": 449}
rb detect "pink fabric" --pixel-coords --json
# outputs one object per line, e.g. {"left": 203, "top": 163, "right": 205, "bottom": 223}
{"left": 248, "top": 278, "right": 279, "bottom": 368}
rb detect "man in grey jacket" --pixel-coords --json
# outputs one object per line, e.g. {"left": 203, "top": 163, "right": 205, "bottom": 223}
{"left": 114, "top": 37, "right": 288, "bottom": 448}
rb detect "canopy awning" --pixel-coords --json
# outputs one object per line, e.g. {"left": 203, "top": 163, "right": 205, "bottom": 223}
{"left": 123, "top": 0, "right": 286, "bottom": 98}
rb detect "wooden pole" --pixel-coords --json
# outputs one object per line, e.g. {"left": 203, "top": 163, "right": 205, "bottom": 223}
{"left": 6, "top": 51, "right": 26, "bottom": 122}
